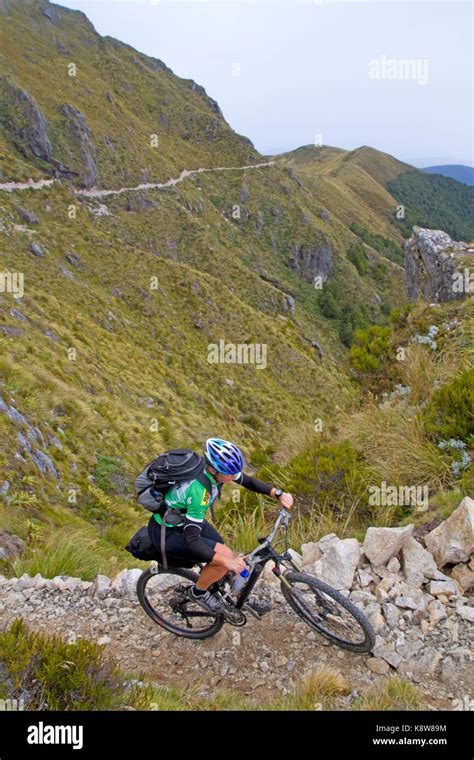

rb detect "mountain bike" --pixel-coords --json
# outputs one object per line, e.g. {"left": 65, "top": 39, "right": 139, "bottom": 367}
{"left": 136, "top": 506, "right": 375, "bottom": 653}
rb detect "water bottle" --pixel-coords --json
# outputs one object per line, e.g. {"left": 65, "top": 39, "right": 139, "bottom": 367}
{"left": 231, "top": 567, "right": 250, "bottom": 593}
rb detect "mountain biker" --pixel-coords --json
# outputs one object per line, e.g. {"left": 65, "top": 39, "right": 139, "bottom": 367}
{"left": 147, "top": 437, "right": 294, "bottom": 615}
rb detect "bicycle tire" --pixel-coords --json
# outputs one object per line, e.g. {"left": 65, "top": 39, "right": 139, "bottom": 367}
{"left": 281, "top": 571, "right": 375, "bottom": 653}
{"left": 137, "top": 565, "right": 225, "bottom": 639}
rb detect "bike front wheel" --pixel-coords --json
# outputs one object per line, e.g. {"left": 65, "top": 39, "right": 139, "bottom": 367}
{"left": 137, "top": 565, "right": 225, "bottom": 639}
{"left": 281, "top": 571, "right": 375, "bottom": 653}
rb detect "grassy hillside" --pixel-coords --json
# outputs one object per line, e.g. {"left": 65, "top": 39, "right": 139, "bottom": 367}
{"left": 0, "top": 0, "right": 472, "bottom": 580}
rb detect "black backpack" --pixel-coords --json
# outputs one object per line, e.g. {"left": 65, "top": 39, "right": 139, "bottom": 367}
{"left": 128, "top": 449, "right": 215, "bottom": 569}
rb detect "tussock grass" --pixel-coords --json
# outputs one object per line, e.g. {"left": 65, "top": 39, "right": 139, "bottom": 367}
{"left": 10, "top": 525, "right": 136, "bottom": 581}
{"left": 269, "top": 667, "right": 350, "bottom": 711}
{"left": 351, "top": 676, "right": 426, "bottom": 711}
{"left": 11, "top": 526, "right": 103, "bottom": 580}
{"left": 147, "top": 666, "right": 350, "bottom": 711}
{"left": 396, "top": 343, "right": 459, "bottom": 406}
{"left": 340, "top": 403, "right": 453, "bottom": 492}
{"left": 0, "top": 622, "right": 427, "bottom": 713}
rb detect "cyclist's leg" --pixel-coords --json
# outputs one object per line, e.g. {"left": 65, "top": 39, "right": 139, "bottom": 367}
{"left": 148, "top": 517, "right": 226, "bottom": 582}
{"left": 147, "top": 518, "right": 199, "bottom": 568}
{"left": 196, "top": 520, "right": 244, "bottom": 588}
{"left": 200, "top": 519, "right": 225, "bottom": 543}
{"left": 199, "top": 518, "right": 234, "bottom": 561}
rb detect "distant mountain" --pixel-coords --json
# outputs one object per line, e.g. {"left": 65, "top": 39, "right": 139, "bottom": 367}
{"left": 387, "top": 171, "right": 474, "bottom": 241}
{"left": 280, "top": 145, "right": 474, "bottom": 242}
{"left": 422, "top": 165, "right": 474, "bottom": 187}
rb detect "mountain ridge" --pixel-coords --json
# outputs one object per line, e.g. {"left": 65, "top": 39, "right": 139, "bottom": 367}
{"left": 422, "top": 164, "right": 474, "bottom": 187}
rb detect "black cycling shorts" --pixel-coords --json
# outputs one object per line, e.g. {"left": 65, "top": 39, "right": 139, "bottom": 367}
{"left": 148, "top": 516, "right": 225, "bottom": 568}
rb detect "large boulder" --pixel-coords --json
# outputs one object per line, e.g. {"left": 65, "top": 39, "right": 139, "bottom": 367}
{"left": 91, "top": 574, "right": 112, "bottom": 598}
{"left": 60, "top": 104, "right": 98, "bottom": 187}
{"left": 404, "top": 226, "right": 469, "bottom": 302}
{"left": 424, "top": 497, "right": 474, "bottom": 567}
{"left": 111, "top": 568, "right": 142, "bottom": 596}
{"left": 300, "top": 542, "right": 322, "bottom": 567}
{"left": 451, "top": 563, "right": 474, "bottom": 592}
{"left": 401, "top": 536, "right": 438, "bottom": 585}
{"left": 0, "top": 76, "right": 53, "bottom": 162}
{"left": 312, "top": 537, "right": 360, "bottom": 590}
{"left": 362, "top": 525, "right": 414, "bottom": 567}
{"left": 288, "top": 236, "right": 333, "bottom": 285}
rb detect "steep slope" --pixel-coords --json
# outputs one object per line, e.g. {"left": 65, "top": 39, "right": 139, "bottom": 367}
{"left": 1, "top": 0, "right": 470, "bottom": 579}
{"left": 0, "top": 0, "right": 259, "bottom": 187}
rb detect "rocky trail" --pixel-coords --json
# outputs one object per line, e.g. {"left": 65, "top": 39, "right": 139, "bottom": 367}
{"left": 1, "top": 497, "right": 473, "bottom": 710}
{"left": 0, "top": 161, "right": 276, "bottom": 197}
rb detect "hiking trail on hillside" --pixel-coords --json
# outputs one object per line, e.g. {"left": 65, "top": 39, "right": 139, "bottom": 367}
{"left": 0, "top": 161, "right": 276, "bottom": 196}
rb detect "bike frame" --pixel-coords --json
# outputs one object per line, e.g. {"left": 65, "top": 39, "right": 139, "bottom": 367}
{"left": 208, "top": 507, "right": 302, "bottom": 608}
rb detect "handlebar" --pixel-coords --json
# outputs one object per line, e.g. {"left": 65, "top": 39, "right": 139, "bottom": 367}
{"left": 245, "top": 506, "right": 291, "bottom": 563}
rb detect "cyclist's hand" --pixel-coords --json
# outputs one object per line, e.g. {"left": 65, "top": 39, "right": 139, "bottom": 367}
{"left": 225, "top": 555, "right": 247, "bottom": 575}
{"left": 279, "top": 492, "right": 294, "bottom": 509}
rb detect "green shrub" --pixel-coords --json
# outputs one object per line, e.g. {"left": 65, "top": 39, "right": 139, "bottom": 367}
{"left": 351, "top": 676, "right": 426, "bottom": 711}
{"left": 372, "top": 261, "right": 389, "bottom": 282}
{"left": 422, "top": 369, "right": 474, "bottom": 445}
{"left": 389, "top": 304, "right": 412, "bottom": 327}
{"left": 387, "top": 170, "right": 474, "bottom": 241}
{"left": 316, "top": 280, "right": 371, "bottom": 346}
{"left": 350, "top": 222, "right": 403, "bottom": 264}
{"left": 250, "top": 444, "right": 276, "bottom": 467}
{"left": 0, "top": 619, "right": 153, "bottom": 710}
{"left": 286, "top": 440, "right": 373, "bottom": 522}
{"left": 347, "top": 244, "right": 368, "bottom": 276}
{"left": 12, "top": 526, "right": 111, "bottom": 580}
{"left": 92, "top": 456, "right": 128, "bottom": 494}
{"left": 349, "top": 325, "right": 391, "bottom": 373}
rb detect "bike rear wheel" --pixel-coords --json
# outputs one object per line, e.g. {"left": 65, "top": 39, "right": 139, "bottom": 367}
{"left": 281, "top": 571, "right": 375, "bottom": 653}
{"left": 137, "top": 565, "right": 225, "bottom": 639}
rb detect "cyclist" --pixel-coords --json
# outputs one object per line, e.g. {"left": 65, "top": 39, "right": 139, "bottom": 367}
{"left": 148, "top": 437, "right": 293, "bottom": 614}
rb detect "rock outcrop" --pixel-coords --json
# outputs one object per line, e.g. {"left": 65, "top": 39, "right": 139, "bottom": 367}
{"left": 0, "top": 77, "right": 53, "bottom": 163}
{"left": 288, "top": 237, "right": 333, "bottom": 284}
{"left": 404, "top": 226, "right": 472, "bottom": 302}
{"left": 60, "top": 104, "right": 98, "bottom": 187}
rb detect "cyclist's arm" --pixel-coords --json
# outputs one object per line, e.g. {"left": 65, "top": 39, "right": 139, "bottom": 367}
{"left": 233, "top": 472, "right": 293, "bottom": 507}
{"left": 232, "top": 472, "right": 274, "bottom": 496}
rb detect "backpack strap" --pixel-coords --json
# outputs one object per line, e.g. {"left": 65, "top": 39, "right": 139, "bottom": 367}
{"left": 196, "top": 470, "right": 212, "bottom": 494}
{"left": 196, "top": 470, "right": 216, "bottom": 520}
{"left": 159, "top": 507, "right": 186, "bottom": 570}
{"left": 160, "top": 513, "right": 168, "bottom": 571}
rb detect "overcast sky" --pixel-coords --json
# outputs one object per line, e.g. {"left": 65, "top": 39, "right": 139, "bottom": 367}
{"left": 59, "top": 0, "right": 473, "bottom": 167}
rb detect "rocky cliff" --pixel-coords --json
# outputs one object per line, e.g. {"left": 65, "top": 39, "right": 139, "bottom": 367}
{"left": 404, "top": 226, "right": 473, "bottom": 302}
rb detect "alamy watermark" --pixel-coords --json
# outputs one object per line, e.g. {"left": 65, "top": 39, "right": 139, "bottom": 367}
{"left": 369, "top": 56, "right": 429, "bottom": 86}
{"left": 0, "top": 697, "right": 25, "bottom": 710}
{"left": 452, "top": 268, "right": 473, "bottom": 294}
{"left": 0, "top": 271, "right": 24, "bottom": 299}
{"left": 207, "top": 340, "right": 267, "bottom": 370}
{"left": 368, "top": 481, "right": 429, "bottom": 511}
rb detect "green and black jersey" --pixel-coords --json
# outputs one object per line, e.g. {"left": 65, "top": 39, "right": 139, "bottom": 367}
{"left": 153, "top": 469, "right": 219, "bottom": 527}
{"left": 152, "top": 468, "right": 274, "bottom": 560}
